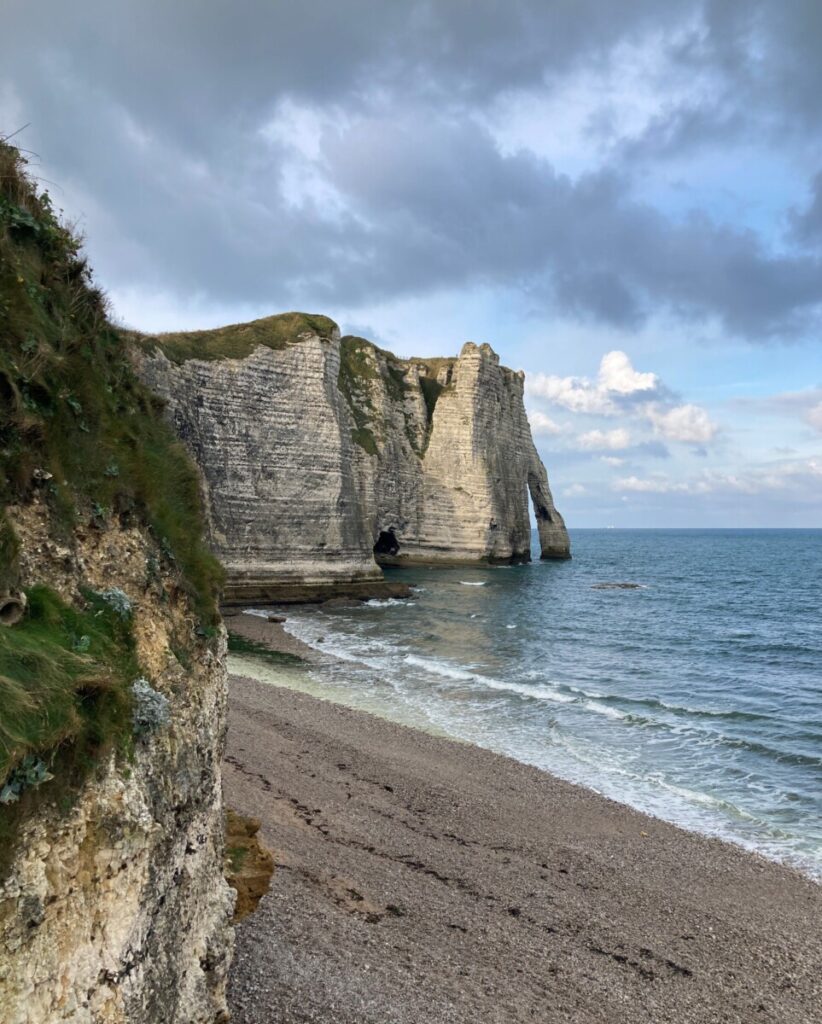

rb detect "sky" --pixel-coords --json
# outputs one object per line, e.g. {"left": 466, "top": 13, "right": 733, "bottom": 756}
{"left": 2, "top": 1, "right": 821, "bottom": 527}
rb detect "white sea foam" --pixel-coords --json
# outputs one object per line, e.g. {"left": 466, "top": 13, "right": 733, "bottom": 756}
{"left": 583, "top": 700, "right": 627, "bottom": 720}
{"left": 265, "top": 574, "right": 822, "bottom": 881}
{"left": 404, "top": 654, "right": 474, "bottom": 681}
{"left": 479, "top": 676, "right": 577, "bottom": 704}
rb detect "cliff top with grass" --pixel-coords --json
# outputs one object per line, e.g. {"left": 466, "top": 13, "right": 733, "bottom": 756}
{"left": 133, "top": 311, "right": 339, "bottom": 364}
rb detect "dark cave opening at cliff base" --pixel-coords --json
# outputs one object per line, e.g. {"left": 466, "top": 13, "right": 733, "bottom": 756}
{"left": 374, "top": 529, "right": 400, "bottom": 558}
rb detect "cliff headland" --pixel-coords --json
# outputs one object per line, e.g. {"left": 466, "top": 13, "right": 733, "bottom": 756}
{"left": 134, "top": 315, "right": 570, "bottom": 604}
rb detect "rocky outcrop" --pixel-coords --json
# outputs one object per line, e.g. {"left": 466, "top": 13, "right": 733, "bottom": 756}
{"left": 224, "top": 810, "right": 275, "bottom": 923}
{"left": 0, "top": 502, "right": 234, "bottom": 1024}
{"left": 134, "top": 314, "right": 569, "bottom": 602}
{"left": 346, "top": 337, "right": 569, "bottom": 565}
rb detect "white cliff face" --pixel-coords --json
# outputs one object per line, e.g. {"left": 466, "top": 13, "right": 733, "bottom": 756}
{"left": 0, "top": 503, "right": 234, "bottom": 1024}
{"left": 134, "top": 317, "right": 569, "bottom": 600}
{"left": 356, "top": 340, "right": 569, "bottom": 564}
{"left": 136, "top": 330, "right": 382, "bottom": 603}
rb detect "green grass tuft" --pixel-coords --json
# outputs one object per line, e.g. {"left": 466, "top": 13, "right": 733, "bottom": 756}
{"left": 227, "top": 843, "right": 248, "bottom": 873}
{"left": 338, "top": 337, "right": 379, "bottom": 453}
{"left": 350, "top": 427, "right": 378, "bottom": 455}
{"left": 227, "top": 631, "right": 306, "bottom": 666}
{"left": 0, "top": 585, "right": 138, "bottom": 786}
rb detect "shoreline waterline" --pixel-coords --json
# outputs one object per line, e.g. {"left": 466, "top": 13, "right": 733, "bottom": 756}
{"left": 225, "top": 668, "right": 822, "bottom": 1023}
{"left": 227, "top": 593, "right": 822, "bottom": 883}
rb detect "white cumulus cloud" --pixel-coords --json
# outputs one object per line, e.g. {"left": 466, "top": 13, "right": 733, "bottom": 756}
{"left": 597, "top": 350, "right": 659, "bottom": 395}
{"left": 646, "top": 403, "right": 718, "bottom": 444}
{"left": 527, "top": 349, "right": 660, "bottom": 415}
{"left": 577, "top": 428, "right": 632, "bottom": 450}
{"left": 527, "top": 349, "right": 719, "bottom": 454}
{"left": 528, "top": 409, "right": 564, "bottom": 435}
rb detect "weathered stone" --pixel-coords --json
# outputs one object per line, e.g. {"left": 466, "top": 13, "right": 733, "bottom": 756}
{"left": 0, "top": 503, "right": 234, "bottom": 1024}
{"left": 354, "top": 339, "right": 570, "bottom": 564}
{"left": 134, "top": 318, "right": 569, "bottom": 603}
{"left": 223, "top": 810, "right": 274, "bottom": 923}
{"left": 136, "top": 329, "right": 381, "bottom": 603}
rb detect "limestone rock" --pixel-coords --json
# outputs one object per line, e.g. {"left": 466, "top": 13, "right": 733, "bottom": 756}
{"left": 136, "top": 325, "right": 381, "bottom": 603}
{"left": 351, "top": 338, "right": 570, "bottom": 564}
{"left": 224, "top": 810, "right": 274, "bottom": 923}
{"left": 133, "top": 316, "right": 570, "bottom": 602}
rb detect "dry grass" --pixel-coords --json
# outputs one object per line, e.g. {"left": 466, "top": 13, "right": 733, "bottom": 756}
{"left": 134, "top": 311, "right": 338, "bottom": 363}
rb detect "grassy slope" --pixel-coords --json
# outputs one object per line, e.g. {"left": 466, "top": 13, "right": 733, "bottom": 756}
{"left": 133, "top": 311, "right": 338, "bottom": 364}
{"left": 0, "top": 141, "right": 221, "bottom": 819}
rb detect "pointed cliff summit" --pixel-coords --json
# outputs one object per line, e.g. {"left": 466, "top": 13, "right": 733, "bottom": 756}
{"left": 134, "top": 314, "right": 570, "bottom": 602}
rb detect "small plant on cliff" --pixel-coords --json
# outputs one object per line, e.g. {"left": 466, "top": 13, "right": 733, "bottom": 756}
{"left": 0, "top": 586, "right": 138, "bottom": 783}
{"left": 338, "top": 336, "right": 381, "bottom": 455}
{"left": 0, "top": 756, "right": 53, "bottom": 805}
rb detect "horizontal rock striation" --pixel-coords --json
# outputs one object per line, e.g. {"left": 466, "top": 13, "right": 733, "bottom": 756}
{"left": 134, "top": 314, "right": 569, "bottom": 602}
{"left": 346, "top": 337, "right": 569, "bottom": 565}
{"left": 136, "top": 325, "right": 381, "bottom": 603}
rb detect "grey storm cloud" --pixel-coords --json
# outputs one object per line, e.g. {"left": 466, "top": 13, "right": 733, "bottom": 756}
{"left": 3, "top": 0, "right": 822, "bottom": 339}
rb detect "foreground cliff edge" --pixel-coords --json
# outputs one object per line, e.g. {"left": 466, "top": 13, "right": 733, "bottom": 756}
{"left": 0, "top": 143, "right": 234, "bottom": 1021}
{"left": 134, "top": 316, "right": 570, "bottom": 603}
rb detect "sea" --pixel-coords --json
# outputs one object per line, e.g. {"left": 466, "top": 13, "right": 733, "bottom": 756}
{"left": 231, "top": 529, "right": 822, "bottom": 880}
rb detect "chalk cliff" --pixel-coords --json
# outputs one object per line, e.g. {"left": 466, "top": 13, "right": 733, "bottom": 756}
{"left": 342, "top": 335, "right": 569, "bottom": 566}
{"left": 135, "top": 314, "right": 569, "bottom": 602}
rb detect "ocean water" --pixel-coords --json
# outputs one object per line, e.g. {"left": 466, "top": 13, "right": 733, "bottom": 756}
{"left": 241, "top": 529, "right": 822, "bottom": 879}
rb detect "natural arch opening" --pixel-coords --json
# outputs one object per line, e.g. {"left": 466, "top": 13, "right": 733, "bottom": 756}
{"left": 528, "top": 471, "right": 553, "bottom": 523}
{"left": 373, "top": 528, "right": 400, "bottom": 558}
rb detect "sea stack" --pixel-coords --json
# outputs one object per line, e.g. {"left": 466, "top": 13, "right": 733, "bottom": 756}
{"left": 134, "top": 314, "right": 570, "bottom": 602}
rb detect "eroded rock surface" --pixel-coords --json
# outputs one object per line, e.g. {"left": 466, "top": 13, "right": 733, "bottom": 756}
{"left": 0, "top": 502, "right": 234, "bottom": 1024}
{"left": 135, "top": 316, "right": 569, "bottom": 602}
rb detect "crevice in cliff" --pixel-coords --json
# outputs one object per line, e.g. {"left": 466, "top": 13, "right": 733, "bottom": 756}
{"left": 528, "top": 472, "right": 555, "bottom": 524}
